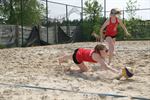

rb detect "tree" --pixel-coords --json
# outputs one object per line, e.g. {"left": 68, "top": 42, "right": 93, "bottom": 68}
{"left": 84, "top": 0, "right": 103, "bottom": 21}
{"left": 83, "top": 0, "right": 103, "bottom": 39}
{"left": 126, "top": 0, "right": 139, "bottom": 19}
{"left": 0, "top": 0, "right": 45, "bottom": 25}
{"left": 125, "top": 0, "right": 142, "bottom": 39}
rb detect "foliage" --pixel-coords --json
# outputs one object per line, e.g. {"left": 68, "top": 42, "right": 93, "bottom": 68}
{"left": 81, "top": 0, "right": 149, "bottom": 41}
{"left": 61, "top": 19, "right": 80, "bottom": 26}
{"left": 126, "top": 18, "right": 138, "bottom": 38}
{"left": 84, "top": 0, "right": 103, "bottom": 29}
{"left": 0, "top": 44, "right": 5, "bottom": 49}
{"left": 0, "top": 0, "right": 45, "bottom": 26}
{"left": 81, "top": 17, "right": 150, "bottom": 41}
{"left": 84, "top": 0, "right": 103, "bottom": 20}
{"left": 82, "top": 0, "right": 103, "bottom": 41}
{"left": 115, "top": 18, "right": 150, "bottom": 40}
{"left": 81, "top": 17, "right": 105, "bottom": 41}
{"left": 82, "top": 19, "right": 93, "bottom": 41}
{"left": 126, "top": 0, "right": 139, "bottom": 19}
{"left": 116, "top": 25, "right": 125, "bottom": 40}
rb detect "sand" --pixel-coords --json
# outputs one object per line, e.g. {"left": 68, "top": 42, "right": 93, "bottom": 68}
{"left": 0, "top": 41, "right": 150, "bottom": 100}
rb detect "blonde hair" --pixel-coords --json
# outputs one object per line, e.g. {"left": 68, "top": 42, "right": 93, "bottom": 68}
{"left": 94, "top": 44, "right": 108, "bottom": 54}
{"left": 110, "top": 8, "right": 121, "bottom": 16}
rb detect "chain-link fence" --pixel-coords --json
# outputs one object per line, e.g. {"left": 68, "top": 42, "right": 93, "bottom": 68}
{"left": 0, "top": 0, "right": 150, "bottom": 48}
{"left": 0, "top": 0, "right": 83, "bottom": 48}
{"left": 41, "top": 0, "right": 82, "bottom": 44}
{"left": 102, "top": 8, "right": 150, "bottom": 40}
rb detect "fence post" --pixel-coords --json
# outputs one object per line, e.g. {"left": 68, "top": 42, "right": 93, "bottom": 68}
{"left": 81, "top": 0, "right": 83, "bottom": 22}
{"left": 15, "top": 24, "right": 19, "bottom": 47}
{"left": 123, "top": 9, "right": 125, "bottom": 24}
{"left": 54, "top": 20, "right": 58, "bottom": 43}
{"left": 104, "top": 0, "right": 106, "bottom": 18}
{"left": 123, "top": 9, "right": 125, "bottom": 40}
{"left": 66, "top": 5, "right": 70, "bottom": 35}
{"left": 20, "top": 0, "right": 24, "bottom": 46}
{"left": 46, "top": 0, "right": 49, "bottom": 43}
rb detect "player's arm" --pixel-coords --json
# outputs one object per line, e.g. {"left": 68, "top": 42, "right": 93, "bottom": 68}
{"left": 93, "top": 53, "right": 119, "bottom": 73}
{"left": 118, "top": 19, "right": 130, "bottom": 36}
{"left": 100, "top": 19, "right": 109, "bottom": 42}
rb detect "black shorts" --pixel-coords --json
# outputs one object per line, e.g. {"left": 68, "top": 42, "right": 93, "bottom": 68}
{"left": 104, "top": 35, "right": 116, "bottom": 39}
{"left": 72, "top": 49, "right": 81, "bottom": 64}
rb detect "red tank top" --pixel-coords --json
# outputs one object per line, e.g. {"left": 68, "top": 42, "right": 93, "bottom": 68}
{"left": 76, "top": 48, "right": 97, "bottom": 63}
{"left": 105, "top": 17, "right": 119, "bottom": 36}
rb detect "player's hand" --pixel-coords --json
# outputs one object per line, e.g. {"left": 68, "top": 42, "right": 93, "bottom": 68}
{"left": 126, "top": 32, "right": 131, "bottom": 36}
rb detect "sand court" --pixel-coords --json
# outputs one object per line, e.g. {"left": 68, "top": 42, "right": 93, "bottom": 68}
{"left": 0, "top": 41, "right": 150, "bottom": 100}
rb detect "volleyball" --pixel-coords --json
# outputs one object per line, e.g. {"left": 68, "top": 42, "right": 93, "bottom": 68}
{"left": 122, "top": 67, "right": 134, "bottom": 79}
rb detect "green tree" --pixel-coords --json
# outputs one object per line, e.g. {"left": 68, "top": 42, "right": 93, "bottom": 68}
{"left": 0, "top": 0, "right": 45, "bottom": 25}
{"left": 126, "top": 0, "right": 139, "bottom": 19}
{"left": 125, "top": 0, "right": 141, "bottom": 39}
{"left": 84, "top": 0, "right": 103, "bottom": 21}
{"left": 83, "top": 0, "right": 103, "bottom": 41}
